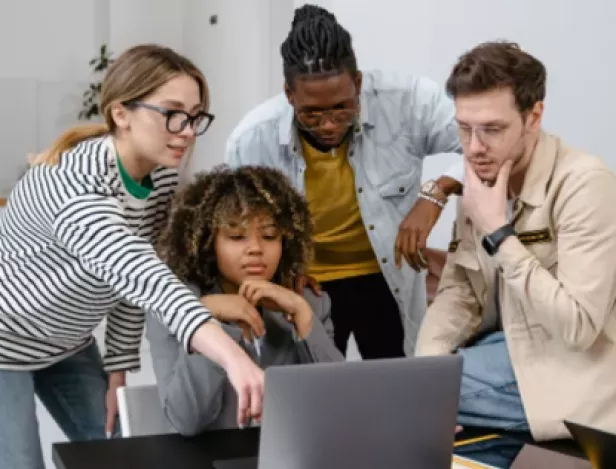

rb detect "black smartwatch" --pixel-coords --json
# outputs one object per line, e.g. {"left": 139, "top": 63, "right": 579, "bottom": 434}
{"left": 482, "top": 224, "right": 516, "bottom": 256}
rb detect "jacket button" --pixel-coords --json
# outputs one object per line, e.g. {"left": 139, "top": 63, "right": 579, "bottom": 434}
{"left": 399, "top": 187, "right": 405, "bottom": 193}
{"left": 394, "top": 288, "right": 400, "bottom": 294}
{"left": 358, "top": 187, "right": 363, "bottom": 193}
{"left": 381, "top": 258, "right": 388, "bottom": 264}
{"left": 349, "top": 150, "right": 354, "bottom": 157}
{"left": 369, "top": 224, "right": 375, "bottom": 230}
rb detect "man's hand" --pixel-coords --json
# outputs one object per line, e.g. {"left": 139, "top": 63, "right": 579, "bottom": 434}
{"left": 105, "top": 370, "right": 126, "bottom": 438}
{"left": 395, "top": 198, "right": 443, "bottom": 271}
{"left": 462, "top": 160, "right": 512, "bottom": 234}
{"left": 293, "top": 274, "right": 322, "bottom": 296}
{"left": 201, "top": 294, "right": 266, "bottom": 340}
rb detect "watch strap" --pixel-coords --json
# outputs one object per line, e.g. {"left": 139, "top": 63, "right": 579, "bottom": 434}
{"left": 418, "top": 192, "right": 446, "bottom": 208}
{"left": 482, "top": 224, "right": 516, "bottom": 256}
{"left": 420, "top": 180, "right": 448, "bottom": 205}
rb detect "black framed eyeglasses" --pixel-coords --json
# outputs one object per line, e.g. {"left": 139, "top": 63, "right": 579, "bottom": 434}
{"left": 125, "top": 101, "right": 215, "bottom": 136}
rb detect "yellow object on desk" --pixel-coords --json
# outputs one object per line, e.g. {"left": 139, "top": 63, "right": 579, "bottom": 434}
{"left": 0, "top": 197, "right": 6, "bottom": 206}
{"left": 452, "top": 434, "right": 502, "bottom": 469}
{"left": 454, "top": 434, "right": 501, "bottom": 448}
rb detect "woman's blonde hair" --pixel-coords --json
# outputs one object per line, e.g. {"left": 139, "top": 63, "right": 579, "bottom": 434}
{"left": 31, "top": 44, "right": 209, "bottom": 166}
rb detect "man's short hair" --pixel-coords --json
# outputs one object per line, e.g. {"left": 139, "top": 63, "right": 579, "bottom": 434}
{"left": 446, "top": 41, "right": 547, "bottom": 113}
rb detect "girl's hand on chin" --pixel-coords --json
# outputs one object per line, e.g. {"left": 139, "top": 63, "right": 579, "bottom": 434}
{"left": 239, "top": 279, "right": 314, "bottom": 338}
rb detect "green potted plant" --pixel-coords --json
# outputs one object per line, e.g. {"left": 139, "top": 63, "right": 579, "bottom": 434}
{"left": 79, "top": 44, "right": 114, "bottom": 120}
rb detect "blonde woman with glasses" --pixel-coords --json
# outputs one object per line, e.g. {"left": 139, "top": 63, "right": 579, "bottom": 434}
{"left": 0, "top": 44, "right": 263, "bottom": 469}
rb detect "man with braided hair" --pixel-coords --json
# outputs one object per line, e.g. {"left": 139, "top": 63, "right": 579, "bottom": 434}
{"left": 148, "top": 165, "right": 344, "bottom": 435}
{"left": 226, "top": 4, "right": 463, "bottom": 358}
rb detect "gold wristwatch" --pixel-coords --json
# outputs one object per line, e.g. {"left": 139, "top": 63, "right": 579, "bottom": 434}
{"left": 419, "top": 180, "right": 448, "bottom": 208}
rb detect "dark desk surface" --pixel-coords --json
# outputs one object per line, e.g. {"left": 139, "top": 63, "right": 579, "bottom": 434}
{"left": 53, "top": 427, "right": 586, "bottom": 469}
{"left": 53, "top": 428, "right": 260, "bottom": 469}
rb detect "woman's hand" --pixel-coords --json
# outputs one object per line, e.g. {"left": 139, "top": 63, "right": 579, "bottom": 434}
{"left": 190, "top": 321, "right": 265, "bottom": 427}
{"left": 105, "top": 370, "right": 126, "bottom": 438}
{"left": 239, "top": 279, "right": 314, "bottom": 338}
{"left": 201, "top": 294, "right": 265, "bottom": 339}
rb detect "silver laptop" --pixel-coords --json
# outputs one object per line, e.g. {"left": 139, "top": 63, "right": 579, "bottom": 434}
{"left": 214, "top": 355, "right": 462, "bottom": 469}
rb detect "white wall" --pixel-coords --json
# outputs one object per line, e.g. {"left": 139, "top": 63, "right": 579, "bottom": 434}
{"left": 184, "top": 0, "right": 295, "bottom": 174}
{"left": 299, "top": 0, "right": 616, "bottom": 249}
{"left": 0, "top": 0, "right": 101, "bottom": 197}
{"left": 109, "top": 0, "right": 186, "bottom": 53}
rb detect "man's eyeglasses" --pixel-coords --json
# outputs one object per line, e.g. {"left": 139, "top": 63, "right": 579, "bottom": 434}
{"left": 125, "top": 101, "right": 215, "bottom": 136}
{"left": 457, "top": 124, "right": 510, "bottom": 146}
{"left": 295, "top": 108, "right": 358, "bottom": 132}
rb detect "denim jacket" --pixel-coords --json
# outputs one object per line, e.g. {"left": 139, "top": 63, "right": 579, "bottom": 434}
{"left": 225, "top": 70, "right": 463, "bottom": 354}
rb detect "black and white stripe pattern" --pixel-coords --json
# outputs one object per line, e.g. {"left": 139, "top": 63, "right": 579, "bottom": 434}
{"left": 0, "top": 136, "right": 211, "bottom": 371}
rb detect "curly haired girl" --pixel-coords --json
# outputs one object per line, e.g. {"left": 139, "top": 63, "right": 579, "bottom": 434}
{"left": 148, "top": 165, "right": 343, "bottom": 435}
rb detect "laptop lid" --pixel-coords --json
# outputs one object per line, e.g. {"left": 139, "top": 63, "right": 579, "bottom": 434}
{"left": 564, "top": 420, "right": 616, "bottom": 469}
{"left": 258, "top": 355, "right": 462, "bottom": 469}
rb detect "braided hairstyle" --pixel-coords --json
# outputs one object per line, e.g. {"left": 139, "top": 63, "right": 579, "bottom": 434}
{"left": 157, "top": 165, "right": 313, "bottom": 293}
{"left": 281, "top": 4, "right": 358, "bottom": 88}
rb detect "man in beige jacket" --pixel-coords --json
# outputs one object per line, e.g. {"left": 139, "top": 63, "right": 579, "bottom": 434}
{"left": 416, "top": 41, "right": 616, "bottom": 441}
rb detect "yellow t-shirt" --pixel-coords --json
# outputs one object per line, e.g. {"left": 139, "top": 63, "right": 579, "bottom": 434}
{"left": 302, "top": 138, "right": 381, "bottom": 283}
